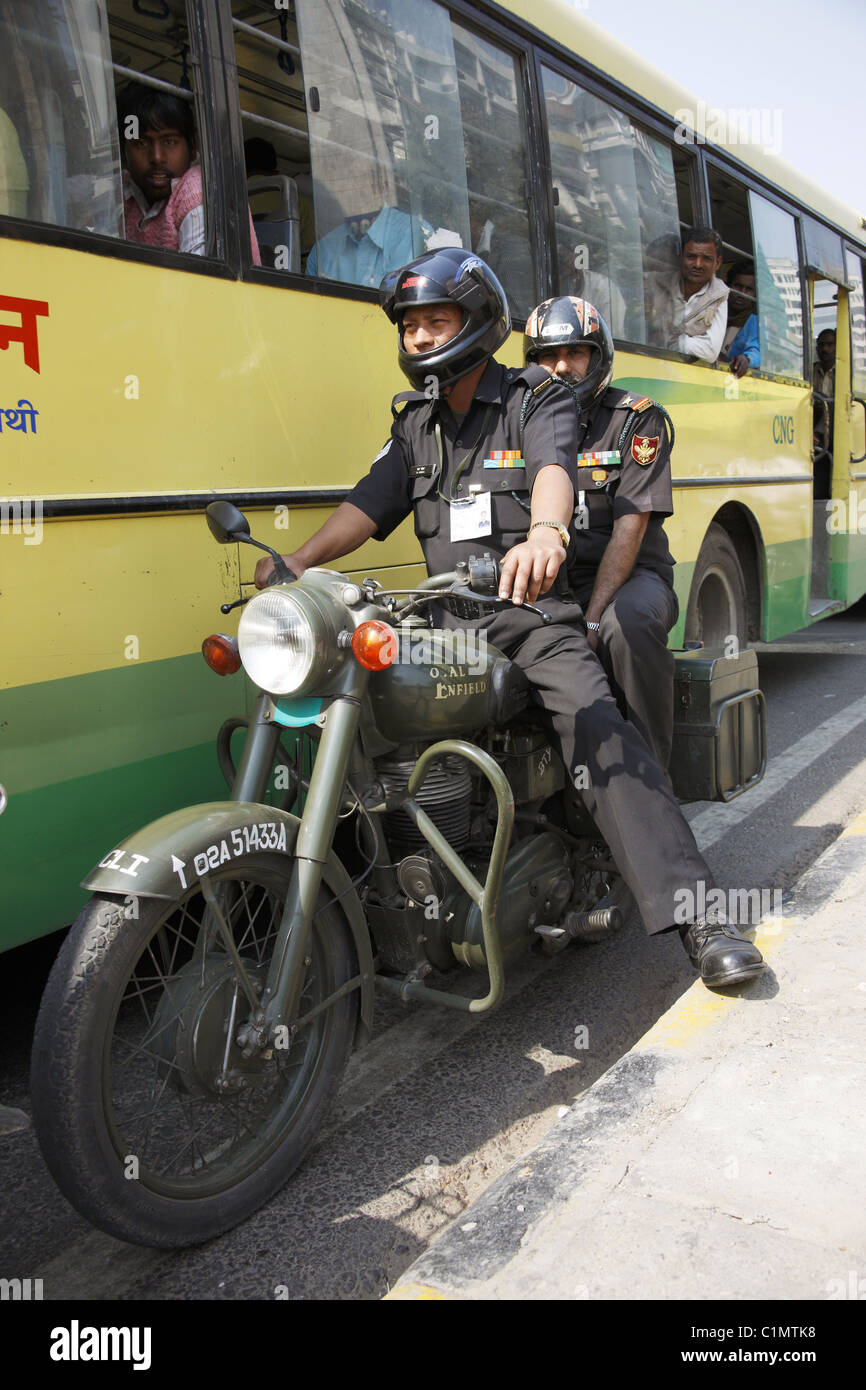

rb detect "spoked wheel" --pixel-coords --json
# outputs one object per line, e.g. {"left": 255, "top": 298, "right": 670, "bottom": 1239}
{"left": 31, "top": 855, "right": 358, "bottom": 1247}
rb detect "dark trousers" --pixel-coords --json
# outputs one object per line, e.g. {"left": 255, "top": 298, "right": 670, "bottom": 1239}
{"left": 486, "top": 601, "right": 711, "bottom": 937}
{"left": 571, "top": 569, "right": 679, "bottom": 770}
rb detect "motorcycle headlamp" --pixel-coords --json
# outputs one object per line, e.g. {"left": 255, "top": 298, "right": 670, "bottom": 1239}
{"left": 237, "top": 585, "right": 343, "bottom": 696}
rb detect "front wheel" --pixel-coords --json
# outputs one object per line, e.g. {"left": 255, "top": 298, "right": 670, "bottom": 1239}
{"left": 31, "top": 855, "right": 358, "bottom": 1247}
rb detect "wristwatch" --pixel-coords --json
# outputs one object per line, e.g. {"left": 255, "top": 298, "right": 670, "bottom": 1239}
{"left": 528, "top": 520, "right": 570, "bottom": 549}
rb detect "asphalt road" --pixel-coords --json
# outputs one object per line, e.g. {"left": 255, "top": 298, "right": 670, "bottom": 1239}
{"left": 2, "top": 597, "right": 865, "bottom": 1301}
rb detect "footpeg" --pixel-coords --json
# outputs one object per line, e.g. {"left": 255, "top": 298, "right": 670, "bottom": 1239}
{"left": 564, "top": 905, "right": 623, "bottom": 940}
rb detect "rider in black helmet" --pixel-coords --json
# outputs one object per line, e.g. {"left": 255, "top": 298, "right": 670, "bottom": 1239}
{"left": 380, "top": 247, "right": 511, "bottom": 389}
{"left": 256, "top": 258, "right": 763, "bottom": 992}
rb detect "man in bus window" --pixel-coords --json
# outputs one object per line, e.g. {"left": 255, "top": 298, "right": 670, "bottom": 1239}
{"left": 254, "top": 249, "right": 764, "bottom": 993}
{"left": 647, "top": 226, "right": 728, "bottom": 362}
{"left": 117, "top": 83, "right": 261, "bottom": 263}
{"left": 720, "top": 261, "right": 760, "bottom": 378}
{"left": 525, "top": 295, "right": 678, "bottom": 773}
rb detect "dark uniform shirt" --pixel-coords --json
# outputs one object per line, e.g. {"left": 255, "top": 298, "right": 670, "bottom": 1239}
{"left": 347, "top": 359, "right": 579, "bottom": 590}
{"left": 568, "top": 386, "right": 675, "bottom": 588}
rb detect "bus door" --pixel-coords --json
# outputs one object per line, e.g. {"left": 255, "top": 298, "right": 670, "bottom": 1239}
{"left": 806, "top": 268, "right": 853, "bottom": 609}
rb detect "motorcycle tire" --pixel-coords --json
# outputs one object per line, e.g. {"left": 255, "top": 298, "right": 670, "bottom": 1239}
{"left": 30, "top": 854, "right": 358, "bottom": 1248}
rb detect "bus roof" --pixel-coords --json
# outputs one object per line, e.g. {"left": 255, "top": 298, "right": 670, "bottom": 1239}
{"left": 506, "top": 0, "right": 865, "bottom": 246}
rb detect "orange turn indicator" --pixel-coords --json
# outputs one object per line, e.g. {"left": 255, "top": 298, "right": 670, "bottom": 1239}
{"left": 202, "top": 634, "right": 241, "bottom": 676}
{"left": 351, "top": 621, "right": 398, "bottom": 671}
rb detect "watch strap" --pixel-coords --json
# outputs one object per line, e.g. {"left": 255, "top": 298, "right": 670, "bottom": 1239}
{"left": 528, "top": 520, "right": 570, "bottom": 549}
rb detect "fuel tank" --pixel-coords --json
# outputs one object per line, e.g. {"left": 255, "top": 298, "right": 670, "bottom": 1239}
{"left": 367, "top": 625, "right": 508, "bottom": 742}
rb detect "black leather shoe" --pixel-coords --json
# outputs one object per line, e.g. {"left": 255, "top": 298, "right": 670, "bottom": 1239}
{"left": 680, "top": 913, "right": 765, "bottom": 989}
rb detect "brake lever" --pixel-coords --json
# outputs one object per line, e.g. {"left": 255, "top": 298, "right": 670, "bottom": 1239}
{"left": 440, "top": 588, "right": 552, "bottom": 624}
{"left": 220, "top": 594, "right": 251, "bottom": 615}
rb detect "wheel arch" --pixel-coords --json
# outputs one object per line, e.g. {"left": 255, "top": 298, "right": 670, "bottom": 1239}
{"left": 81, "top": 801, "right": 374, "bottom": 1046}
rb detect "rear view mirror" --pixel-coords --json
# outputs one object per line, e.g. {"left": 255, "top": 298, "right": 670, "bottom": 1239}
{"left": 206, "top": 501, "right": 251, "bottom": 544}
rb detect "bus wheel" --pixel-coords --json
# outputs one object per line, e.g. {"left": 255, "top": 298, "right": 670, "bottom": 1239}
{"left": 30, "top": 859, "right": 358, "bottom": 1248}
{"left": 684, "top": 524, "right": 748, "bottom": 647}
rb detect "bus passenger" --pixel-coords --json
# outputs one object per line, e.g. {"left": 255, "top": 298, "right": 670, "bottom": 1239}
{"left": 254, "top": 249, "right": 765, "bottom": 993}
{"left": 647, "top": 226, "right": 728, "bottom": 363}
{"left": 525, "top": 295, "right": 679, "bottom": 772}
{"left": 720, "top": 261, "right": 760, "bottom": 378}
{"left": 118, "top": 83, "right": 261, "bottom": 263}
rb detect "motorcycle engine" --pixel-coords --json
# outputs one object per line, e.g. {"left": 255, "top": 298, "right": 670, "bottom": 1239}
{"left": 376, "top": 748, "right": 472, "bottom": 852}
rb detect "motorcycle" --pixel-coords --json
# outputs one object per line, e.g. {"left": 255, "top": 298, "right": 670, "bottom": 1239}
{"left": 30, "top": 502, "right": 760, "bottom": 1248}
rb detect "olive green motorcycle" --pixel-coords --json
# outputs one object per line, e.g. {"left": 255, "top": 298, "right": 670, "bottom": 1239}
{"left": 30, "top": 502, "right": 762, "bottom": 1248}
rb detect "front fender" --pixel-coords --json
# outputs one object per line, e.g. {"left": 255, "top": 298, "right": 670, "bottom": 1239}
{"left": 82, "top": 801, "right": 374, "bottom": 1045}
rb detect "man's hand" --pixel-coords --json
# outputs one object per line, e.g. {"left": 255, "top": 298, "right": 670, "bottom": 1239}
{"left": 254, "top": 553, "right": 305, "bottom": 589}
{"left": 730, "top": 354, "right": 750, "bottom": 379}
{"left": 498, "top": 528, "right": 565, "bottom": 605}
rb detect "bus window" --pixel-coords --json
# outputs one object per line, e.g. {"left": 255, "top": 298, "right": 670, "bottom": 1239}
{"left": 748, "top": 191, "right": 804, "bottom": 379}
{"left": 231, "top": 1, "right": 309, "bottom": 272}
{"left": 708, "top": 164, "right": 759, "bottom": 373}
{"left": 295, "top": 0, "right": 533, "bottom": 316}
{"left": 452, "top": 20, "right": 534, "bottom": 321}
{"left": 540, "top": 64, "right": 684, "bottom": 345}
{"left": 845, "top": 250, "right": 866, "bottom": 398}
{"left": 108, "top": 2, "right": 213, "bottom": 259}
{"left": 0, "top": 0, "right": 122, "bottom": 235}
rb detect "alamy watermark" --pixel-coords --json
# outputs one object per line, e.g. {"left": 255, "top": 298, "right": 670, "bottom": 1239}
{"left": 826, "top": 489, "right": 866, "bottom": 535}
{"left": 674, "top": 880, "right": 783, "bottom": 926}
{"left": 674, "top": 102, "right": 783, "bottom": 157}
{"left": 0, "top": 495, "right": 43, "bottom": 545}
{"left": 380, "top": 628, "right": 488, "bottom": 676}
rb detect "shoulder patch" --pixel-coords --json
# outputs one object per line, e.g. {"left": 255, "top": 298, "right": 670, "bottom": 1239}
{"left": 631, "top": 434, "right": 660, "bottom": 466}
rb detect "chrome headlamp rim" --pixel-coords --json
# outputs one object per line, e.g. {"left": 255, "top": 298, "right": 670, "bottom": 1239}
{"left": 237, "top": 585, "right": 339, "bottom": 697}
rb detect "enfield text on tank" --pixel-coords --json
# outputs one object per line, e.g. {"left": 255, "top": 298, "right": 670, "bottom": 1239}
{"left": 29, "top": 500, "right": 653, "bottom": 1248}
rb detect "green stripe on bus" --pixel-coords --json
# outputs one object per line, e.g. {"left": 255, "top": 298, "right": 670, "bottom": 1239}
{"left": 615, "top": 376, "right": 796, "bottom": 405}
{"left": 0, "top": 653, "right": 247, "bottom": 796}
{"left": 0, "top": 741, "right": 238, "bottom": 952}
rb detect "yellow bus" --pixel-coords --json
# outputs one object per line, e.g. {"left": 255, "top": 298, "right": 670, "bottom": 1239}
{"left": 2, "top": 0, "right": 865, "bottom": 952}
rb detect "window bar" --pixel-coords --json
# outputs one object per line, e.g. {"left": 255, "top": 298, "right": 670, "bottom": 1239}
{"left": 112, "top": 63, "right": 193, "bottom": 100}
{"left": 232, "top": 16, "right": 301, "bottom": 59}
{"left": 240, "top": 108, "right": 309, "bottom": 144}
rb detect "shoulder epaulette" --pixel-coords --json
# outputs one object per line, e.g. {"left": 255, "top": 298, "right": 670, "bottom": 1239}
{"left": 531, "top": 374, "right": 555, "bottom": 397}
{"left": 603, "top": 388, "right": 655, "bottom": 413}
{"left": 612, "top": 393, "right": 676, "bottom": 456}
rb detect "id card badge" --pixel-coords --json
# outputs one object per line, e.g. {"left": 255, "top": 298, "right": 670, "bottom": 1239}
{"left": 450, "top": 490, "right": 492, "bottom": 542}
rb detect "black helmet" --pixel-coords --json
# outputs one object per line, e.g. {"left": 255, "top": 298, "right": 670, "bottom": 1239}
{"left": 379, "top": 247, "right": 511, "bottom": 389}
{"left": 523, "top": 296, "right": 614, "bottom": 408}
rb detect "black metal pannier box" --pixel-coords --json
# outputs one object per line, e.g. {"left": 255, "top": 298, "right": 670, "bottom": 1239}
{"left": 669, "top": 646, "right": 766, "bottom": 803}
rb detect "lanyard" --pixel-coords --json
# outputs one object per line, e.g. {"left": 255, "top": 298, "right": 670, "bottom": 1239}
{"left": 434, "top": 404, "right": 494, "bottom": 506}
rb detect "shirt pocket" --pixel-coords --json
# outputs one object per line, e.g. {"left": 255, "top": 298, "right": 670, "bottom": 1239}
{"left": 572, "top": 466, "right": 617, "bottom": 541}
{"left": 488, "top": 466, "right": 531, "bottom": 544}
{"left": 409, "top": 469, "right": 441, "bottom": 538}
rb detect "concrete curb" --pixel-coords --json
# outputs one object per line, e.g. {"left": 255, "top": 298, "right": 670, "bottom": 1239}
{"left": 383, "top": 810, "right": 866, "bottom": 1300}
